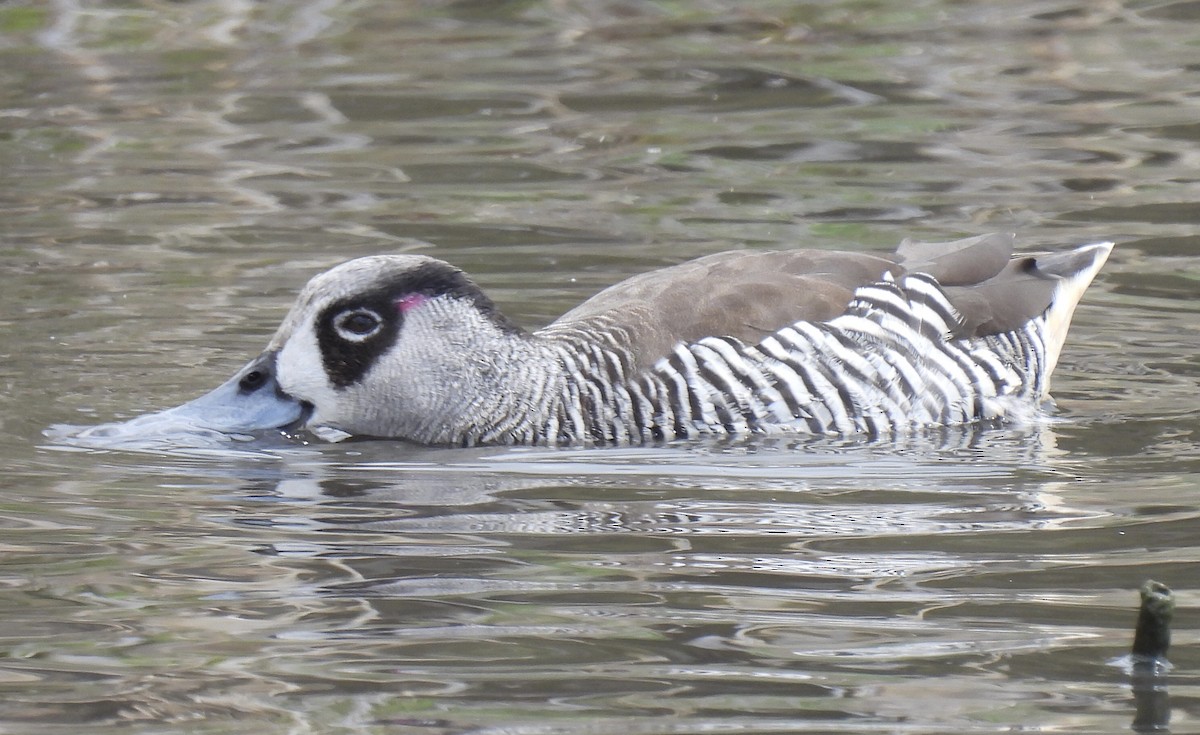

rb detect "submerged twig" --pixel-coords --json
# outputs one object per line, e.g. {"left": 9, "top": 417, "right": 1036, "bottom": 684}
{"left": 1131, "top": 580, "right": 1174, "bottom": 733}
{"left": 1132, "top": 580, "right": 1174, "bottom": 661}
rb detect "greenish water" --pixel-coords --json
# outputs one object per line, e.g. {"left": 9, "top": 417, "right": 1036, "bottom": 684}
{"left": 3, "top": 2, "right": 1200, "bottom": 733}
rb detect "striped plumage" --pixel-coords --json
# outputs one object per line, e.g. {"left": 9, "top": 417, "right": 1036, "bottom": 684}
{"left": 109, "top": 233, "right": 1113, "bottom": 447}
{"left": 486, "top": 271, "right": 1053, "bottom": 446}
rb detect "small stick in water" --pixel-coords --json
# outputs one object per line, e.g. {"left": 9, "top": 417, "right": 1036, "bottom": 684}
{"left": 1132, "top": 580, "right": 1174, "bottom": 661}
{"left": 1131, "top": 580, "right": 1174, "bottom": 732}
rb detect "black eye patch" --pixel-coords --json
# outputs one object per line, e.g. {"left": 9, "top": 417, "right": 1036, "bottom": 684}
{"left": 317, "top": 297, "right": 401, "bottom": 389}
{"left": 310, "top": 259, "right": 522, "bottom": 390}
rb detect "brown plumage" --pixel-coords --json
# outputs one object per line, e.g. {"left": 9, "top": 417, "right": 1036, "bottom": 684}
{"left": 549, "top": 232, "right": 1066, "bottom": 373}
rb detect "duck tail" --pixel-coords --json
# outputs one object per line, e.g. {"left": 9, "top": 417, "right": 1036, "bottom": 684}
{"left": 1041, "top": 241, "right": 1114, "bottom": 385}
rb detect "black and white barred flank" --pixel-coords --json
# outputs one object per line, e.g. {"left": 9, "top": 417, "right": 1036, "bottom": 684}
{"left": 538, "top": 273, "right": 1048, "bottom": 445}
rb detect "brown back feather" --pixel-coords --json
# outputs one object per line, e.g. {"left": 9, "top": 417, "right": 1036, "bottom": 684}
{"left": 543, "top": 233, "right": 1067, "bottom": 372}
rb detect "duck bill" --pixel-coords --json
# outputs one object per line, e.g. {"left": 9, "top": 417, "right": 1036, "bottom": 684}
{"left": 65, "top": 351, "right": 310, "bottom": 445}
{"left": 152, "top": 351, "right": 309, "bottom": 434}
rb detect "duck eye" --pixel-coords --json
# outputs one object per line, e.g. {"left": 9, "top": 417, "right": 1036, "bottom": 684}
{"left": 333, "top": 308, "right": 383, "bottom": 341}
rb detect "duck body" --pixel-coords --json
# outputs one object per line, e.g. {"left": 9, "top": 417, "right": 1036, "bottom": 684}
{"left": 96, "top": 233, "right": 1113, "bottom": 447}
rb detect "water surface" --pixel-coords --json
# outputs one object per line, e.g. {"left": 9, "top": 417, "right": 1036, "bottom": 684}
{"left": 3, "top": 2, "right": 1200, "bottom": 733}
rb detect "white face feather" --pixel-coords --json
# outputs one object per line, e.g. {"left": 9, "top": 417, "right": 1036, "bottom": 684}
{"left": 275, "top": 316, "right": 340, "bottom": 427}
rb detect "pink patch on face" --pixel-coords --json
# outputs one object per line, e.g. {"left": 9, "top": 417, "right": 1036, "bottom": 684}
{"left": 395, "top": 293, "right": 429, "bottom": 314}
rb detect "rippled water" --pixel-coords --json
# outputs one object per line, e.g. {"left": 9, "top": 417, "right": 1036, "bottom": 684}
{"left": 4, "top": 1, "right": 1200, "bottom": 733}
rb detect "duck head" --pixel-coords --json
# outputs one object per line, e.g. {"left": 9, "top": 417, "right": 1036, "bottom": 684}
{"left": 75, "top": 254, "right": 522, "bottom": 445}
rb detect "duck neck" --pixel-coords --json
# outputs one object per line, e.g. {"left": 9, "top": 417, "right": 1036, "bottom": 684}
{"left": 424, "top": 325, "right": 645, "bottom": 447}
